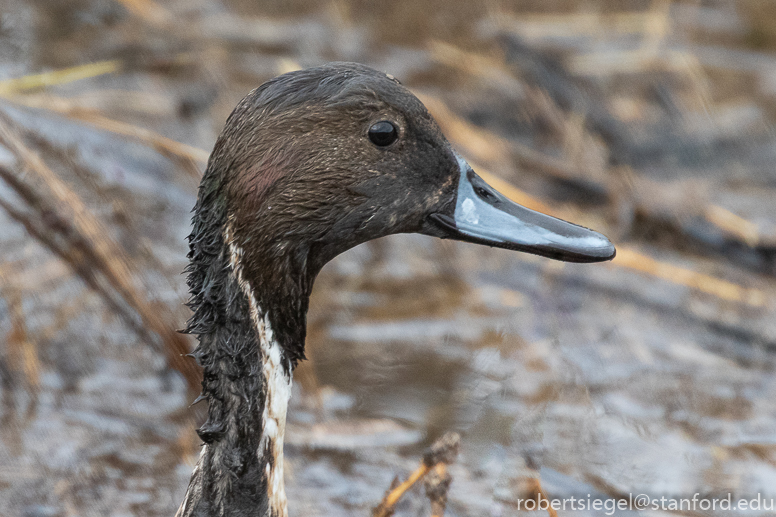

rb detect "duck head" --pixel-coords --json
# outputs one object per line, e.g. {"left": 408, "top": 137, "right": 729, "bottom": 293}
{"left": 182, "top": 62, "right": 614, "bottom": 517}
{"left": 206, "top": 62, "right": 613, "bottom": 349}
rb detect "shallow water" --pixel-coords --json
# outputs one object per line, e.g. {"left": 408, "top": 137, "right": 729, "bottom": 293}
{"left": 1, "top": 1, "right": 776, "bottom": 516}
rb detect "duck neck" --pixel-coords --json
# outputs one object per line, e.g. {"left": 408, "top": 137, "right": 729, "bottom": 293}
{"left": 178, "top": 189, "right": 311, "bottom": 517}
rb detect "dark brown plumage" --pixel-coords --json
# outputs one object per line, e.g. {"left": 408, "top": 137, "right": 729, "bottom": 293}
{"left": 179, "top": 62, "right": 614, "bottom": 517}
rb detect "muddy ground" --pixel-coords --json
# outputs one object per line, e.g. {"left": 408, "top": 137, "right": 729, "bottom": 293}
{"left": 0, "top": 1, "right": 775, "bottom": 516}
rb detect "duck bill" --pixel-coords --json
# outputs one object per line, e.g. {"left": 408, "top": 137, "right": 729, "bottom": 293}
{"left": 429, "top": 155, "right": 616, "bottom": 263}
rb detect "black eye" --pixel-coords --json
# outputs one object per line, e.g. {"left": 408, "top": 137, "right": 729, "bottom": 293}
{"left": 368, "top": 121, "right": 398, "bottom": 147}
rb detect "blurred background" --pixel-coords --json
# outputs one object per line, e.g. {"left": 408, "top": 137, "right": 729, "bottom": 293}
{"left": 1, "top": 0, "right": 775, "bottom": 515}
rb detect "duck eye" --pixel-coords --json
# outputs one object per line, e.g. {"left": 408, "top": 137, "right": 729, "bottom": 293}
{"left": 368, "top": 121, "right": 398, "bottom": 147}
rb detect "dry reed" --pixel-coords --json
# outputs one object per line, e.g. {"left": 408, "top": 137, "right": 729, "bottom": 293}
{"left": 372, "top": 432, "right": 461, "bottom": 517}
{"left": 0, "top": 113, "right": 201, "bottom": 392}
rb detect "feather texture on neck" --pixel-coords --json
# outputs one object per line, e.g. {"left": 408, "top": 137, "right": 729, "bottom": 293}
{"left": 178, "top": 171, "right": 296, "bottom": 517}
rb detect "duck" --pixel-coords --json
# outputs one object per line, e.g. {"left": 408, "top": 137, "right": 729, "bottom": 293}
{"left": 177, "top": 62, "right": 615, "bottom": 517}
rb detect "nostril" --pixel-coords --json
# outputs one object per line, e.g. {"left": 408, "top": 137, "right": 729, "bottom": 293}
{"left": 473, "top": 185, "right": 497, "bottom": 202}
